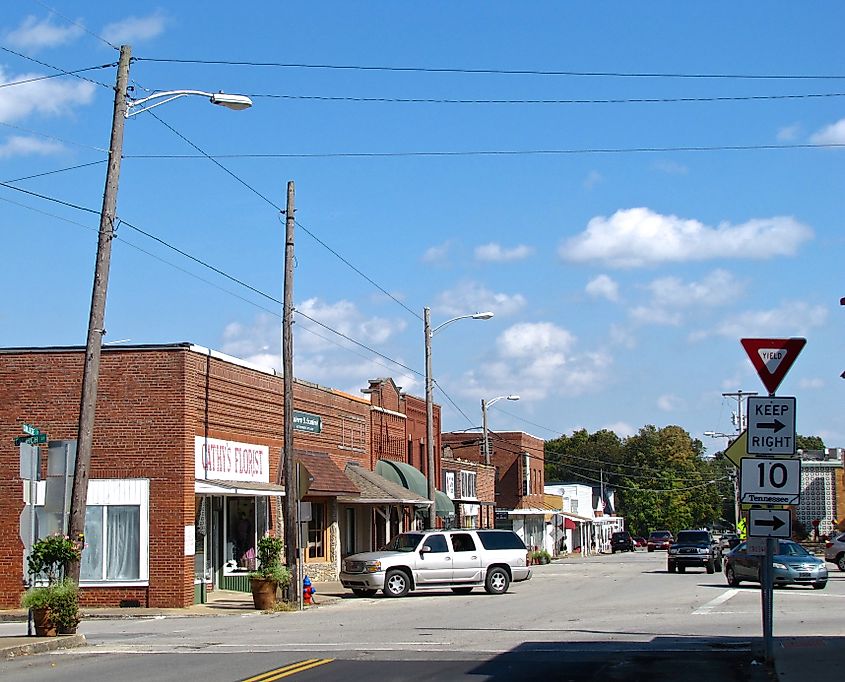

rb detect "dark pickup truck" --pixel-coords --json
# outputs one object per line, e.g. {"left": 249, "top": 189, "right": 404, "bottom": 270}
{"left": 667, "top": 530, "right": 722, "bottom": 574}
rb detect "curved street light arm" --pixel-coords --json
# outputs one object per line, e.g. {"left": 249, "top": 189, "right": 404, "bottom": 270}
{"left": 431, "top": 311, "right": 494, "bottom": 337}
{"left": 126, "top": 90, "right": 253, "bottom": 118}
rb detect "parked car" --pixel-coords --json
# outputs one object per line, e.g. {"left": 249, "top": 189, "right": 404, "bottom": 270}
{"left": 667, "top": 530, "right": 722, "bottom": 574}
{"left": 611, "top": 531, "right": 635, "bottom": 553}
{"left": 824, "top": 532, "right": 845, "bottom": 571}
{"left": 339, "top": 529, "right": 532, "bottom": 598}
{"left": 647, "top": 530, "right": 674, "bottom": 552}
{"left": 724, "top": 540, "right": 828, "bottom": 590}
{"left": 633, "top": 536, "right": 647, "bottom": 549}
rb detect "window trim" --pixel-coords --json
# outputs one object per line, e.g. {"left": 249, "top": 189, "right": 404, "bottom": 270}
{"left": 305, "top": 501, "right": 328, "bottom": 563}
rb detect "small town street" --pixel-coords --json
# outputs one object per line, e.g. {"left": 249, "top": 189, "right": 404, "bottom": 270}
{"left": 3, "top": 551, "right": 842, "bottom": 681}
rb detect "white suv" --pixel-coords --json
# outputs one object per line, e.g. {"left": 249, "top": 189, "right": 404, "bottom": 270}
{"left": 339, "top": 529, "right": 532, "bottom": 597}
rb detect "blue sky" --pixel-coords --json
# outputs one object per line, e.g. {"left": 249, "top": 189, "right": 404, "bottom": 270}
{"left": 2, "top": 3, "right": 844, "bottom": 450}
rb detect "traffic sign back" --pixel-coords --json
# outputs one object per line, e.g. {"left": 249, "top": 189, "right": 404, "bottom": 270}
{"left": 740, "top": 338, "right": 806, "bottom": 395}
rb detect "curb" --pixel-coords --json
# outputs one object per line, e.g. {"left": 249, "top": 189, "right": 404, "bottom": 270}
{"left": 1, "top": 634, "right": 86, "bottom": 660}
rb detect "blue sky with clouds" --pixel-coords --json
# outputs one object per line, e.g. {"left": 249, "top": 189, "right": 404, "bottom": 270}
{"left": 1, "top": 3, "right": 843, "bottom": 449}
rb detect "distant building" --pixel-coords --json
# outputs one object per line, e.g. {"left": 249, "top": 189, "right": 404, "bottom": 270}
{"left": 795, "top": 448, "right": 844, "bottom": 537}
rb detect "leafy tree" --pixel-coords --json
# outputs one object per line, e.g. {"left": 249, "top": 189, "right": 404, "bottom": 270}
{"left": 796, "top": 434, "right": 825, "bottom": 451}
{"left": 545, "top": 428, "right": 622, "bottom": 486}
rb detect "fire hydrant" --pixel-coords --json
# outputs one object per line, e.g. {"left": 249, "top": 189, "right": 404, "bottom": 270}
{"left": 303, "top": 575, "right": 316, "bottom": 605}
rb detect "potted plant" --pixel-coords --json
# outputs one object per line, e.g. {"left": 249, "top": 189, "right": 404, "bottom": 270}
{"left": 21, "top": 533, "right": 82, "bottom": 636}
{"left": 530, "top": 549, "right": 551, "bottom": 565}
{"left": 249, "top": 535, "right": 291, "bottom": 610}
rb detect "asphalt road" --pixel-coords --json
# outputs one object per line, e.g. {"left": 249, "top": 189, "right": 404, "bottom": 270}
{"left": 4, "top": 549, "right": 838, "bottom": 681}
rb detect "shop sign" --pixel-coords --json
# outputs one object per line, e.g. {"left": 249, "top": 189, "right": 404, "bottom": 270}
{"left": 293, "top": 411, "right": 322, "bottom": 433}
{"left": 195, "top": 436, "right": 269, "bottom": 483}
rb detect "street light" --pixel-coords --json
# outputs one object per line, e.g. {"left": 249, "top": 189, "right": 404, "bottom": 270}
{"left": 67, "top": 44, "right": 252, "bottom": 582}
{"left": 424, "top": 307, "right": 493, "bottom": 529}
{"left": 126, "top": 90, "right": 253, "bottom": 116}
{"left": 482, "top": 395, "right": 519, "bottom": 465}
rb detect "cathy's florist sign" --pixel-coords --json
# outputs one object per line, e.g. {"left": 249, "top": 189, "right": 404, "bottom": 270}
{"left": 195, "top": 436, "right": 269, "bottom": 483}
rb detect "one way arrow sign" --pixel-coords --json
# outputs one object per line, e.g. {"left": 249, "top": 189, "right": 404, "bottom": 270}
{"left": 749, "top": 509, "right": 791, "bottom": 538}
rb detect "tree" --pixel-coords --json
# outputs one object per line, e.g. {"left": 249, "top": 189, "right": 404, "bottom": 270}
{"left": 796, "top": 434, "right": 825, "bottom": 452}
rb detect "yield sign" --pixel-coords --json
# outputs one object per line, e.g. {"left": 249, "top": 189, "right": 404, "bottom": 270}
{"left": 740, "top": 338, "right": 806, "bottom": 395}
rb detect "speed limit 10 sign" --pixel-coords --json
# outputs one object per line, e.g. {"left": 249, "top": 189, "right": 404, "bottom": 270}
{"left": 740, "top": 457, "right": 801, "bottom": 506}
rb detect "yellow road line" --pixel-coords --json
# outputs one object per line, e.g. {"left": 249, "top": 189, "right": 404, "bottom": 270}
{"left": 241, "top": 658, "right": 334, "bottom": 682}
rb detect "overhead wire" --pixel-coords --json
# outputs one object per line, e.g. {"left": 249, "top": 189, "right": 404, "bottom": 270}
{"left": 123, "top": 141, "right": 845, "bottom": 160}
{"left": 135, "top": 56, "right": 845, "bottom": 80}
{"left": 0, "top": 46, "right": 114, "bottom": 90}
{"left": 249, "top": 91, "right": 845, "bottom": 106}
{"left": 3, "top": 160, "right": 107, "bottom": 184}
{"left": 0, "top": 121, "right": 109, "bottom": 153}
{"left": 30, "top": 0, "right": 120, "bottom": 51}
{"left": 0, "top": 64, "right": 114, "bottom": 89}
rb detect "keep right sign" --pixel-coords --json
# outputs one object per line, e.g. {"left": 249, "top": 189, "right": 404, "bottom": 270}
{"left": 747, "top": 396, "right": 796, "bottom": 455}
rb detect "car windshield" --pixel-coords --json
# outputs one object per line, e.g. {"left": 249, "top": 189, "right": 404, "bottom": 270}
{"left": 612, "top": 533, "right": 629, "bottom": 540}
{"left": 777, "top": 541, "right": 809, "bottom": 557}
{"left": 650, "top": 532, "right": 671, "bottom": 539}
{"left": 385, "top": 533, "right": 424, "bottom": 552}
{"left": 676, "top": 531, "right": 710, "bottom": 544}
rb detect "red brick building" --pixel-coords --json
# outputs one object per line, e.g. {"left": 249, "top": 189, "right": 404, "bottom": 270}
{"left": 0, "top": 345, "right": 434, "bottom": 608}
{"left": 442, "top": 431, "right": 546, "bottom": 547}
{"left": 441, "top": 449, "right": 496, "bottom": 529}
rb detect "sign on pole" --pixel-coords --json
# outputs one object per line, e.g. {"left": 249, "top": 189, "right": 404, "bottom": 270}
{"left": 724, "top": 430, "right": 747, "bottom": 468}
{"left": 740, "top": 457, "right": 801, "bottom": 505}
{"left": 749, "top": 509, "right": 791, "bottom": 538}
{"left": 740, "top": 338, "right": 806, "bottom": 395}
{"left": 747, "top": 396, "right": 796, "bottom": 455}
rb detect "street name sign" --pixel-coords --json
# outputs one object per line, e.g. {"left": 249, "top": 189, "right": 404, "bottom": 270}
{"left": 740, "top": 337, "right": 806, "bottom": 395}
{"left": 15, "top": 434, "right": 47, "bottom": 446}
{"left": 740, "top": 457, "right": 800, "bottom": 505}
{"left": 747, "top": 396, "right": 796, "bottom": 455}
{"left": 749, "top": 509, "right": 791, "bottom": 538}
{"left": 22, "top": 423, "right": 41, "bottom": 436}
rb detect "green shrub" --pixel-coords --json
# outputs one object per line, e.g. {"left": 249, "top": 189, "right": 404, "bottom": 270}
{"left": 21, "top": 579, "right": 80, "bottom": 631}
{"left": 249, "top": 535, "right": 291, "bottom": 586}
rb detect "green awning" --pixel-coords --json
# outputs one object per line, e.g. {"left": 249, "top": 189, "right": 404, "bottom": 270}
{"left": 375, "top": 459, "right": 455, "bottom": 517}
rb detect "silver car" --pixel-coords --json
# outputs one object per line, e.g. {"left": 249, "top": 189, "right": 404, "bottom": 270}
{"left": 824, "top": 532, "right": 845, "bottom": 571}
{"left": 724, "top": 540, "right": 828, "bottom": 590}
{"left": 339, "top": 529, "right": 531, "bottom": 598}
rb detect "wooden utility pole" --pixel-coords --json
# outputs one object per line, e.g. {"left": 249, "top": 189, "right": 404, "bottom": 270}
{"left": 67, "top": 45, "right": 132, "bottom": 582}
{"left": 280, "top": 181, "right": 300, "bottom": 607}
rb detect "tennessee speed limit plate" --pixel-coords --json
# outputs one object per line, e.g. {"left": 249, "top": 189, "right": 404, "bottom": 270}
{"left": 740, "top": 457, "right": 800, "bottom": 505}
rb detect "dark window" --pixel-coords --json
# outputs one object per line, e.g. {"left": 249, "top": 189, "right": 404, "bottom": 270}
{"left": 424, "top": 534, "right": 448, "bottom": 553}
{"left": 676, "top": 531, "right": 710, "bottom": 544}
{"left": 387, "top": 533, "right": 424, "bottom": 552}
{"left": 477, "top": 530, "right": 526, "bottom": 550}
{"left": 450, "top": 533, "right": 476, "bottom": 552}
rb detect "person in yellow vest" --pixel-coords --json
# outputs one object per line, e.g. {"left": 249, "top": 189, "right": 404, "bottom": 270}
{"left": 737, "top": 517, "right": 747, "bottom": 541}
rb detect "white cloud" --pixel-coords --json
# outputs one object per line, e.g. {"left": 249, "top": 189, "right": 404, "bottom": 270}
{"left": 602, "top": 421, "right": 636, "bottom": 438}
{"left": 646, "top": 270, "right": 742, "bottom": 309}
{"left": 0, "top": 135, "right": 64, "bottom": 158}
{"left": 693, "top": 301, "right": 828, "bottom": 340}
{"left": 629, "top": 306, "right": 682, "bottom": 326}
{"left": 777, "top": 123, "right": 801, "bottom": 142}
{"left": 5, "top": 15, "right": 84, "bottom": 50}
{"left": 559, "top": 207, "right": 813, "bottom": 268}
{"left": 422, "top": 241, "right": 451, "bottom": 264}
{"left": 657, "top": 394, "right": 685, "bottom": 411}
{"left": 810, "top": 118, "right": 845, "bottom": 145}
{"left": 102, "top": 11, "right": 168, "bottom": 44}
{"left": 583, "top": 170, "right": 603, "bottom": 189}
{"left": 0, "top": 66, "right": 96, "bottom": 123}
{"left": 220, "top": 301, "right": 408, "bottom": 392}
{"left": 798, "top": 377, "right": 824, "bottom": 390}
{"left": 474, "top": 242, "right": 533, "bottom": 262}
{"left": 652, "top": 160, "right": 688, "bottom": 175}
{"left": 434, "top": 281, "right": 526, "bottom": 317}
{"left": 585, "top": 274, "right": 619, "bottom": 302}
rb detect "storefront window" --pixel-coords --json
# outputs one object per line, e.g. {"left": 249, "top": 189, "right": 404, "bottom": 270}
{"left": 307, "top": 503, "right": 326, "bottom": 561}
{"left": 227, "top": 497, "right": 256, "bottom": 571}
{"left": 80, "top": 505, "right": 140, "bottom": 581}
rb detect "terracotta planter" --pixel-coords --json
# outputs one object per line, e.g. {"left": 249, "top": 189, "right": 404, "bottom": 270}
{"left": 31, "top": 607, "right": 57, "bottom": 637}
{"left": 250, "top": 578, "right": 277, "bottom": 610}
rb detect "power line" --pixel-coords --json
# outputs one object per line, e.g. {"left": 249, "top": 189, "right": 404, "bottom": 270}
{"left": 0, "top": 46, "right": 113, "bottom": 90}
{"left": 3, "top": 160, "right": 107, "bottom": 184}
{"left": 250, "top": 91, "right": 845, "bottom": 106}
{"left": 135, "top": 56, "right": 845, "bottom": 80}
{"left": 123, "top": 141, "right": 845, "bottom": 160}
{"left": 0, "top": 120, "right": 109, "bottom": 153}
{"left": 31, "top": 0, "right": 120, "bottom": 51}
{"left": 0, "top": 64, "right": 114, "bottom": 89}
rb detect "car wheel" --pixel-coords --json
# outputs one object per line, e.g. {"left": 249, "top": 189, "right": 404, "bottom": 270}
{"left": 383, "top": 569, "right": 410, "bottom": 597}
{"left": 837, "top": 554, "right": 845, "bottom": 572}
{"left": 725, "top": 566, "right": 741, "bottom": 587}
{"left": 715, "top": 558, "right": 723, "bottom": 572}
{"left": 706, "top": 561, "right": 715, "bottom": 575}
{"left": 668, "top": 563, "right": 676, "bottom": 573}
{"left": 451, "top": 587, "right": 473, "bottom": 594}
{"left": 485, "top": 567, "right": 510, "bottom": 595}
{"left": 813, "top": 581, "right": 828, "bottom": 590}
{"left": 612, "top": 548, "right": 616, "bottom": 554}
{"left": 678, "top": 565, "right": 686, "bottom": 573}
{"left": 648, "top": 547, "right": 654, "bottom": 553}
{"left": 351, "top": 588, "right": 377, "bottom": 597}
